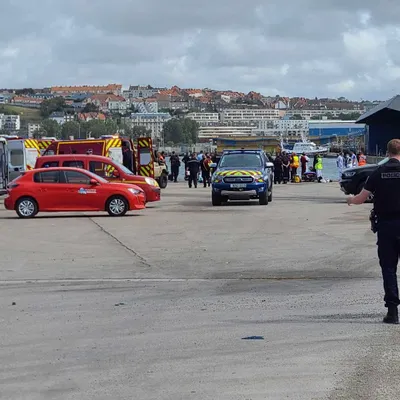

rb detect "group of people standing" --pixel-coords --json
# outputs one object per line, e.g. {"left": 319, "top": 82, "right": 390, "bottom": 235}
{"left": 336, "top": 151, "right": 367, "bottom": 180}
{"left": 170, "top": 151, "right": 213, "bottom": 188}
{"left": 273, "top": 152, "right": 324, "bottom": 183}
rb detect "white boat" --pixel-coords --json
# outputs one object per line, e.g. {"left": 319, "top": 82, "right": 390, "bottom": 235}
{"left": 280, "top": 133, "right": 329, "bottom": 155}
{"left": 282, "top": 141, "right": 329, "bottom": 155}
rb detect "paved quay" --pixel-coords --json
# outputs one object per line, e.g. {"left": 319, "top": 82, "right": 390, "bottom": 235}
{"left": 1, "top": 182, "right": 399, "bottom": 400}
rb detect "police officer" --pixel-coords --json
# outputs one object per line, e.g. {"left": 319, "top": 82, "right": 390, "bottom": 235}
{"left": 347, "top": 139, "right": 400, "bottom": 324}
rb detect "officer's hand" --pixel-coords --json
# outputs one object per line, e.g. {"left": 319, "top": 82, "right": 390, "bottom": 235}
{"left": 347, "top": 196, "right": 354, "bottom": 206}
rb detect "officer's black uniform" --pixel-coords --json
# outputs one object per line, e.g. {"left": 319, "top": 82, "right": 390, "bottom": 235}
{"left": 186, "top": 158, "right": 200, "bottom": 188}
{"left": 365, "top": 158, "right": 400, "bottom": 323}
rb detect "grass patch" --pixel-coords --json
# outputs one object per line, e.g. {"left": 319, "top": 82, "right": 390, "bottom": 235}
{"left": 0, "top": 104, "right": 42, "bottom": 125}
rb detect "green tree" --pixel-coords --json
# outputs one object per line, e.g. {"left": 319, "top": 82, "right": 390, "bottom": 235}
{"left": 41, "top": 119, "right": 61, "bottom": 138}
{"left": 82, "top": 103, "right": 99, "bottom": 113}
{"left": 82, "top": 120, "right": 106, "bottom": 138}
{"left": 105, "top": 118, "right": 118, "bottom": 135}
{"left": 61, "top": 121, "right": 80, "bottom": 139}
{"left": 162, "top": 118, "right": 184, "bottom": 144}
{"left": 181, "top": 118, "right": 199, "bottom": 144}
{"left": 131, "top": 125, "right": 152, "bottom": 138}
{"left": 15, "top": 88, "right": 35, "bottom": 96}
{"left": 162, "top": 118, "right": 198, "bottom": 144}
{"left": 40, "top": 97, "right": 66, "bottom": 118}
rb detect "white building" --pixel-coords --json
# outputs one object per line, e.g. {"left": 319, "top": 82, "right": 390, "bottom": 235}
{"left": 84, "top": 94, "right": 127, "bottom": 114}
{"left": 255, "top": 119, "right": 309, "bottom": 137}
{"left": 0, "top": 93, "right": 12, "bottom": 104}
{"left": 0, "top": 114, "right": 21, "bottom": 131}
{"left": 131, "top": 99, "right": 158, "bottom": 113}
{"left": 107, "top": 98, "right": 127, "bottom": 114}
{"left": 198, "top": 125, "right": 256, "bottom": 139}
{"left": 48, "top": 112, "right": 75, "bottom": 125}
{"left": 129, "top": 113, "right": 171, "bottom": 141}
{"left": 124, "top": 85, "right": 160, "bottom": 99}
{"left": 49, "top": 112, "right": 66, "bottom": 125}
{"left": 187, "top": 112, "right": 219, "bottom": 126}
{"left": 284, "top": 109, "right": 365, "bottom": 119}
{"left": 28, "top": 123, "right": 42, "bottom": 137}
{"left": 220, "top": 108, "right": 284, "bottom": 123}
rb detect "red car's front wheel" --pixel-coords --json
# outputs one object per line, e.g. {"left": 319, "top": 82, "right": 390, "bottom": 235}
{"left": 16, "top": 197, "right": 38, "bottom": 218}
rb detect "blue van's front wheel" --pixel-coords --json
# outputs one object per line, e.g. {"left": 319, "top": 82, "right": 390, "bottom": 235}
{"left": 212, "top": 192, "right": 222, "bottom": 206}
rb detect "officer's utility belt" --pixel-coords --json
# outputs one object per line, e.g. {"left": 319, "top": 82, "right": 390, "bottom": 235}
{"left": 369, "top": 209, "right": 378, "bottom": 233}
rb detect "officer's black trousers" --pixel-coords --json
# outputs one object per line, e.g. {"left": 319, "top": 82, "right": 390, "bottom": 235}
{"left": 188, "top": 172, "right": 198, "bottom": 188}
{"left": 274, "top": 167, "right": 282, "bottom": 184}
{"left": 377, "top": 220, "right": 400, "bottom": 308}
{"left": 171, "top": 166, "right": 179, "bottom": 182}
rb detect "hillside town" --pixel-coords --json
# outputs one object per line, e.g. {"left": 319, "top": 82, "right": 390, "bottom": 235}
{"left": 0, "top": 84, "right": 381, "bottom": 151}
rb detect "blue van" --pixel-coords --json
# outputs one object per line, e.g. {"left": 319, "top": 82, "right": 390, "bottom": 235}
{"left": 210, "top": 149, "right": 274, "bottom": 206}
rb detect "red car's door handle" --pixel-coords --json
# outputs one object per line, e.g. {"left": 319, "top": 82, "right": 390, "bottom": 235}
{"left": 39, "top": 188, "right": 47, "bottom": 192}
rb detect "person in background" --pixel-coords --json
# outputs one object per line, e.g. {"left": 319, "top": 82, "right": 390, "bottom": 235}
{"left": 159, "top": 151, "right": 166, "bottom": 164}
{"left": 336, "top": 152, "right": 344, "bottom": 181}
{"left": 201, "top": 154, "right": 212, "bottom": 187}
{"left": 187, "top": 153, "right": 200, "bottom": 188}
{"left": 358, "top": 151, "right": 367, "bottom": 166}
{"left": 344, "top": 152, "right": 351, "bottom": 168}
{"left": 197, "top": 150, "right": 204, "bottom": 161}
{"left": 182, "top": 152, "right": 190, "bottom": 181}
{"left": 122, "top": 141, "right": 133, "bottom": 172}
{"left": 300, "top": 152, "right": 309, "bottom": 177}
{"left": 170, "top": 151, "right": 180, "bottom": 182}
{"left": 290, "top": 152, "right": 299, "bottom": 182}
{"left": 351, "top": 151, "right": 358, "bottom": 168}
{"left": 315, "top": 153, "right": 323, "bottom": 182}
{"left": 274, "top": 152, "right": 283, "bottom": 184}
{"left": 281, "top": 151, "right": 290, "bottom": 184}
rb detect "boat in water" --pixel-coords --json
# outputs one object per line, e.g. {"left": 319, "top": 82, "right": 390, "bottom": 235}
{"left": 280, "top": 133, "right": 329, "bottom": 155}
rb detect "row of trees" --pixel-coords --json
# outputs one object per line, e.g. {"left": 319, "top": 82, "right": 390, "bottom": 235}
{"left": 162, "top": 118, "right": 199, "bottom": 144}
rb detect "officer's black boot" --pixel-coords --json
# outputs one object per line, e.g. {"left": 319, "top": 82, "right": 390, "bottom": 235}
{"left": 383, "top": 306, "right": 399, "bottom": 324}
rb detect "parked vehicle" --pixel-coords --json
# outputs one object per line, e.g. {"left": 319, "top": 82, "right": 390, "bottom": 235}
{"left": 340, "top": 157, "right": 388, "bottom": 198}
{"left": 0, "top": 137, "right": 8, "bottom": 195}
{"left": 42, "top": 136, "right": 169, "bottom": 188}
{"left": 6, "top": 138, "right": 40, "bottom": 181}
{"left": 4, "top": 167, "right": 146, "bottom": 218}
{"left": 211, "top": 149, "right": 274, "bottom": 206}
{"left": 35, "top": 154, "right": 160, "bottom": 203}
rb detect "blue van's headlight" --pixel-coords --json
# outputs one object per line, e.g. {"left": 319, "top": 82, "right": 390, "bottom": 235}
{"left": 213, "top": 175, "right": 223, "bottom": 183}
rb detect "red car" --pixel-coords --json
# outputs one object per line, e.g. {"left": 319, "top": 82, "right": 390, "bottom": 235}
{"left": 35, "top": 154, "right": 161, "bottom": 203}
{"left": 4, "top": 167, "right": 146, "bottom": 218}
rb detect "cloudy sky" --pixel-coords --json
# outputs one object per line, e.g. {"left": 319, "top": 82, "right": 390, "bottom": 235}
{"left": 1, "top": 0, "right": 400, "bottom": 100}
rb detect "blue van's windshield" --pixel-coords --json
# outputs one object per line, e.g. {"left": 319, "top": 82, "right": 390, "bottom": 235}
{"left": 219, "top": 154, "right": 262, "bottom": 168}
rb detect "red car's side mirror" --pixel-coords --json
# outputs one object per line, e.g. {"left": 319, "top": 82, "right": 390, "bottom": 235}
{"left": 112, "top": 169, "right": 120, "bottom": 177}
{"left": 90, "top": 179, "right": 99, "bottom": 185}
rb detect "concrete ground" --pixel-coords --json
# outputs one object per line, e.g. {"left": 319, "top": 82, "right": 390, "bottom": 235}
{"left": 1, "top": 182, "right": 399, "bottom": 400}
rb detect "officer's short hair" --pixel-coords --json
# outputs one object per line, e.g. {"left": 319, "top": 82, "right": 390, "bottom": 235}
{"left": 387, "top": 139, "right": 400, "bottom": 155}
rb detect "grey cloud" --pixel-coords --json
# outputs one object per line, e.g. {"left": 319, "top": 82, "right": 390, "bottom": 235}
{"left": 1, "top": 0, "right": 400, "bottom": 99}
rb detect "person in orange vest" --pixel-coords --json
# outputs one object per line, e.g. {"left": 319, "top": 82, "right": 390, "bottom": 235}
{"left": 358, "top": 151, "right": 367, "bottom": 166}
{"left": 290, "top": 152, "right": 300, "bottom": 182}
